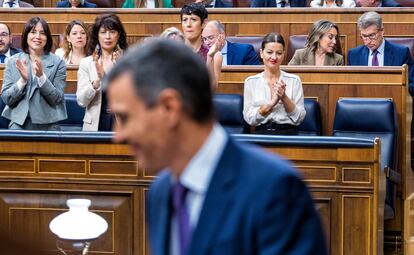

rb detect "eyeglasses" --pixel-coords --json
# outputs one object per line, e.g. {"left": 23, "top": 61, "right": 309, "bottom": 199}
{"left": 0, "top": 32, "right": 10, "bottom": 38}
{"left": 202, "top": 35, "right": 217, "bottom": 43}
{"left": 360, "top": 29, "right": 382, "bottom": 41}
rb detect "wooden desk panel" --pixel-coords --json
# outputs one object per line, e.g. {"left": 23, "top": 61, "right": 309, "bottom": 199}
{"left": 0, "top": 135, "right": 383, "bottom": 255}
{"left": 2, "top": 8, "right": 414, "bottom": 55}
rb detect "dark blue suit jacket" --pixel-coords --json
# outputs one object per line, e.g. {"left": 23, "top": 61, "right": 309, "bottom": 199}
{"left": 348, "top": 40, "right": 414, "bottom": 95}
{"left": 227, "top": 41, "right": 260, "bottom": 65}
{"left": 382, "top": 0, "right": 401, "bottom": 7}
{"left": 56, "top": 0, "right": 96, "bottom": 7}
{"left": 147, "top": 136, "right": 328, "bottom": 255}
{"left": 251, "top": 0, "right": 307, "bottom": 7}
{"left": 9, "top": 47, "right": 20, "bottom": 56}
{"left": 214, "top": 0, "right": 232, "bottom": 7}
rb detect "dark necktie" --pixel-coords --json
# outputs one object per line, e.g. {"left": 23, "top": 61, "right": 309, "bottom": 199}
{"left": 372, "top": 50, "right": 379, "bottom": 66}
{"left": 0, "top": 55, "right": 5, "bottom": 63}
{"left": 280, "top": 0, "right": 286, "bottom": 7}
{"left": 6, "top": 1, "right": 14, "bottom": 7}
{"left": 171, "top": 182, "right": 191, "bottom": 255}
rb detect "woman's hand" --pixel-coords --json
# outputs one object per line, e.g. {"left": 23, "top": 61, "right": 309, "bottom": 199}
{"left": 33, "top": 58, "right": 43, "bottom": 77}
{"left": 275, "top": 80, "right": 287, "bottom": 100}
{"left": 16, "top": 59, "right": 29, "bottom": 83}
{"left": 269, "top": 82, "right": 280, "bottom": 106}
{"left": 95, "top": 58, "right": 105, "bottom": 79}
{"left": 112, "top": 48, "right": 123, "bottom": 63}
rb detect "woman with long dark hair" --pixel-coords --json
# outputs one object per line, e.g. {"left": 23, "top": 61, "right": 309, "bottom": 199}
{"left": 244, "top": 33, "right": 306, "bottom": 135}
{"left": 76, "top": 13, "right": 127, "bottom": 131}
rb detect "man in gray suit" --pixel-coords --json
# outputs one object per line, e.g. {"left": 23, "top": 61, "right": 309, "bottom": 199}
{"left": 0, "top": 0, "right": 34, "bottom": 7}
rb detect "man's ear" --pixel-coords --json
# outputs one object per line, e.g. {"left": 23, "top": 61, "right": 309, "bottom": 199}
{"left": 202, "top": 19, "right": 208, "bottom": 29}
{"left": 157, "top": 88, "right": 183, "bottom": 128}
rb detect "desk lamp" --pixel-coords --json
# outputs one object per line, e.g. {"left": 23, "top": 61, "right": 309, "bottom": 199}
{"left": 49, "top": 199, "right": 108, "bottom": 255}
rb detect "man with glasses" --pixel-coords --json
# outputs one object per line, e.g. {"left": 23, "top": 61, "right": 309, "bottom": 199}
{"left": 202, "top": 20, "right": 260, "bottom": 65}
{"left": 0, "top": 23, "right": 19, "bottom": 64}
{"left": 348, "top": 11, "right": 414, "bottom": 95}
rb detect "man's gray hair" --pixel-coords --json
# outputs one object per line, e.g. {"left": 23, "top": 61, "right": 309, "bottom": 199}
{"left": 209, "top": 20, "right": 225, "bottom": 33}
{"left": 357, "top": 11, "right": 382, "bottom": 30}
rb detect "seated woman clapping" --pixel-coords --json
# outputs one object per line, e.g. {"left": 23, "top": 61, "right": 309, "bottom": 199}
{"left": 243, "top": 33, "right": 306, "bottom": 135}
{"left": 289, "top": 20, "right": 344, "bottom": 66}
{"left": 55, "top": 20, "right": 88, "bottom": 65}
{"left": 76, "top": 13, "right": 128, "bottom": 131}
{"left": 1, "top": 17, "right": 67, "bottom": 130}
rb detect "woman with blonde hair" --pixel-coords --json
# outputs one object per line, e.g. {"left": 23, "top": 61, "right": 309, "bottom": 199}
{"left": 289, "top": 19, "right": 343, "bottom": 66}
{"left": 55, "top": 20, "right": 88, "bottom": 65}
{"left": 310, "top": 0, "right": 355, "bottom": 7}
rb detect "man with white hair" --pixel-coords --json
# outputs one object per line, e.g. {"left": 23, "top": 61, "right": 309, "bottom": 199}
{"left": 202, "top": 20, "right": 260, "bottom": 65}
{"left": 0, "top": 23, "right": 19, "bottom": 64}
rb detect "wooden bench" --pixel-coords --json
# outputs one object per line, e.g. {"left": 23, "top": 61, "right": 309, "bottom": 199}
{"left": 0, "top": 131, "right": 384, "bottom": 255}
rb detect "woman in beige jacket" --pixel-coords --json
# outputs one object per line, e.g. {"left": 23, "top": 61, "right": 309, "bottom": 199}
{"left": 289, "top": 20, "right": 344, "bottom": 66}
{"left": 77, "top": 13, "right": 127, "bottom": 131}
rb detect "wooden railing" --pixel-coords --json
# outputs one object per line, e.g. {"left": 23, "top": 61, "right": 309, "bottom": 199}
{"left": 2, "top": 8, "right": 414, "bottom": 55}
{"left": 0, "top": 131, "right": 384, "bottom": 255}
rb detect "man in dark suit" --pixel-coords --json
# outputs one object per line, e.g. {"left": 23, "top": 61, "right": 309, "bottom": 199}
{"left": 195, "top": 0, "right": 232, "bottom": 7}
{"left": 106, "top": 39, "right": 328, "bottom": 255}
{"left": 202, "top": 20, "right": 260, "bottom": 65}
{"left": 348, "top": 11, "right": 414, "bottom": 95}
{"left": 251, "top": 0, "right": 307, "bottom": 7}
{"left": 0, "top": 23, "right": 19, "bottom": 64}
{"left": 355, "top": 0, "right": 401, "bottom": 7}
{"left": 56, "top": 0, "right": 96, "bottom": 7}
{"left": 0, "top": 0, "right": 33, "bottom": 7}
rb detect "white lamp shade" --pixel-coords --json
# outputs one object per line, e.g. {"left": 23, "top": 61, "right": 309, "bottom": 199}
{"left": 49, "top": 199, "right": 108, "bottom": 240}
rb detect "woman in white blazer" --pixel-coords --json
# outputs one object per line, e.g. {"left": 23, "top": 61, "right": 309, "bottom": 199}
{"left": 76, "top": 13, "right": 127, "bottom": 131}
{"left": 310, "top": 0, "right": 355, "bottom": 7}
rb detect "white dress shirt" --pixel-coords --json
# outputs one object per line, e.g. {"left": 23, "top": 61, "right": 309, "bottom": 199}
{"left": 220, "top": 41, "right": 228, "bottom": 66}
{"left": 368, "top": 39, "right": 385, "bottom": 66}
{"left": 243, "top": 71, "right": 306, "bottom": 126}
{"left": 2, "top": 0, "right": 19, "bottom": 7}
{"left": 277, "top": 0, "right": 290, "bottom": 7}
{"left": 169, "top": 124, "right": 228, "bottom": 255}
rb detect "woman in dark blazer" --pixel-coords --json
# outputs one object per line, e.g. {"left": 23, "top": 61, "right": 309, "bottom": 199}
{"left": 1, "top": 17, "right": 67, "bottom": 130}
{"left": 289, "top": 20, "right": 344, "bottom": 66}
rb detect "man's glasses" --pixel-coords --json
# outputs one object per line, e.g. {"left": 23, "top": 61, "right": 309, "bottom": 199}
{"left": 202, "top": 35, "right": 217, "bottom": 43}
{"left": 360, "top": 30, "right": 382, "bottom": 41}
{"left": 0, "top": 32, "right": 10, "bottom": 38}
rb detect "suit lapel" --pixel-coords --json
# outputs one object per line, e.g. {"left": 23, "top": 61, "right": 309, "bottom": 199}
{"left": 188, "top": 139, "right": 238, "bottom": 255}
{"left": 227, "top": 41, "right": 234, "bottom": 65}
{"left": 149, "top": 172, "right": 172, "bottom": 255}
{"left": 29, "top": 54, "right": 53, "bottom": 99}
{"left": 361, "top": 46, "right": 369, "bottom": 66}
{"left": 384, "top": 40, "right": 393, "bottom": 66}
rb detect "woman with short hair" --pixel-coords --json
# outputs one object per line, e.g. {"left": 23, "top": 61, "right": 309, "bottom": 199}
{"left": 1, "top": 16, "right": 67, "bottom": 130}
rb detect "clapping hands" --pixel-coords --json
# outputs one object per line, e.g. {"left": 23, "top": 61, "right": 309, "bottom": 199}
{"left": 270, "top": 80, "right": 286, "bottom": 106}
{"left": 16, "top": 59, "right": 29, "bottom": 83}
